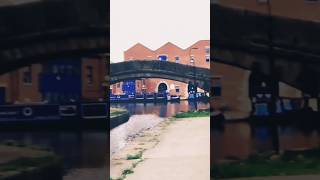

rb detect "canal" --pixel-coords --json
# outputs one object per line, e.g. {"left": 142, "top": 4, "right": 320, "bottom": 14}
{"left": 0, "top": 131, "right": 108, "bottom": 180}
{"left": 212, "top": 121, "right": 320, "bottom": 162}
{"left": 110, "top": 100, "right": 210, "bottom": 155}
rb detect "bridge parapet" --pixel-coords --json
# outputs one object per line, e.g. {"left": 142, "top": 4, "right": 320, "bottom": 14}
{"left": 0, "top": 0, "right": 108, "bottom": 74}
{"left": 110, "top": 60, "right": 211, "bottom": 91}
{"left": 212, "top": 4, "right": 320, "bottom": 95}
{"left": 213, "top": 4, "right": 320, "bottom": 56}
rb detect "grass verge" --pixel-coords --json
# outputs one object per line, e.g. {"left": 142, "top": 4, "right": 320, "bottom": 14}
{"left": 174, "top": 110, "right": 209, "bottom": 118}
{"left": 212, "top": 149, "right": 320, "bottom": 179}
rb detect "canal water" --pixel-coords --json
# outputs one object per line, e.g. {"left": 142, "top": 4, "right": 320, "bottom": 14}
{"left": 110, "top": 101, "right": 210, "bottom": 155}
{"left": 212, "top": 121, "right": 320, "bottom": 162}
{"left": 0, "top": 131, "right": 107, "bottom": 180}
{"left": 110, "top": 100, "right": 209, "bottom": 117}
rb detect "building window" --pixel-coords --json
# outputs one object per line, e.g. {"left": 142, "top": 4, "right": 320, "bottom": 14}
{"left": 23, "top": 66, "right": 32, "bottom": 85}
{"left": 86, "top": 65, "right": 93, "bottom": 85}
{"left": 206, "top": 55, "right": 210, "bottom": 63}
{"left": 175, "top": 56, "right": 180, "bottom": 63}
{"left": 175, "top": 85, "right": 180, "bottom": 93}
{"left": 190, "top": 55, "right": 195, "bottom": 64}
{"left": 158, "top": 55, "right": 168, "bottom": 61}
{"left": 205, "top": 47, "right": 210, "bottom": 55}
{"left": 142, "top": 79, "right": 146, "bottom": 89}
{"left": 117, "top": 83, "right": 120, "bottom": 88}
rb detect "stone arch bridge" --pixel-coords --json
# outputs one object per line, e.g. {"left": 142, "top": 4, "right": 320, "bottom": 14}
{"left": 212, "top": 3, "right": 320, "bottom": 96}
{"left": 0, "top": 0, "right": 108, "bottom": 75}
{"left": 110, "top": 60, "right": 211, "bottom": 91}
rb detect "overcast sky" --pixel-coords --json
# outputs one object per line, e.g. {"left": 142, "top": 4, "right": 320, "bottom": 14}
{"left": 110, "top": 0, "right": 210, "bottom": 62}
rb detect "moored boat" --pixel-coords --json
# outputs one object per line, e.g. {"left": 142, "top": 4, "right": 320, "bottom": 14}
{"left": 156, "top": 93, "right": 167, "bottom": 102}
{"left": 169, "top": 95, "right": 180, "bottom": 102}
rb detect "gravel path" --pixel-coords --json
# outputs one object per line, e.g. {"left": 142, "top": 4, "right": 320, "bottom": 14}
{"left": 126, "top": 117, "right": 210, "bottom": 180}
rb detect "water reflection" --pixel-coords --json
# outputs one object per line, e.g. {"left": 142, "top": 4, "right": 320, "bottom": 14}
{"left": 0, "top": 131, "right": 107, "bottom": 179}
{"left": 110, "top": 101, "right": 209, "bottom": 156}
{"left": 111, "top": 101, "right": 209, "bottom": 117}
{"left": 212, "top": 122, "right": 320, "bottom": 162}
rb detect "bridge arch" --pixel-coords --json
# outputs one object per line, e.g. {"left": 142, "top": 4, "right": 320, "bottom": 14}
{"left": 110, "top": 60, "right": 211, "bottom": 91}
{"left": 0, "top": 0, "right": 108, "bottom": 75}
{"left": 212, "top": 4, "right": 320, "bottom": 96}
{"left": 157, "top": 82, "right": 168, "bottom": 93}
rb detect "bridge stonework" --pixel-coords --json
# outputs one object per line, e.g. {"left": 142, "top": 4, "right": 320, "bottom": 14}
{"left": 110, "top": 60, "right": 211, "bottom": 91}
{"left": 212, "top": 4, "right": 320, "bottom": 96}
{"left": 0, "top": 0, "right": 108, "bottom": 75}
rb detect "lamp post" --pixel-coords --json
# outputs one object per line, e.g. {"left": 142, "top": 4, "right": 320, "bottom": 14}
{"left": 189, "top": 47, "right": 199, "bottom": 94}
{"left": 266, "top": 0, "right": 280, "bottom": 155}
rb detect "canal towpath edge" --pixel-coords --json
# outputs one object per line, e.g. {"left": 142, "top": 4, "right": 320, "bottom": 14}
{"left": 124, "top": 116, "right": 210, "bottom": 180}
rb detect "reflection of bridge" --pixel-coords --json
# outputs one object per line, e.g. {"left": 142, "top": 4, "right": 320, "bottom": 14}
{"left": 212, "top": 4, "right": 320, "bottom": 96}
{"left": 110, "top": 60, "right": 211, "bottom": 91}
{"left": 0, "top": 0, "right": 108, "bottom": 74}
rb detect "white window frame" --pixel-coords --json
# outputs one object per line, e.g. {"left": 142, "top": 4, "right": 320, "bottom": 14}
{"left": 175, "top": 56, "right": 180, "bottom": 63}
{"left": 190, "top": 55, "right": 195, "bottom": 64}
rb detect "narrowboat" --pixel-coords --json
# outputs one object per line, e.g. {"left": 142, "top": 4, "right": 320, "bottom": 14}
{"left": 169, "top": 95, "right": 180, "bottom": 102}
{"left": 145, "top": 93, "right": 155, "bottom": 102}
{"left": 110, "top": 94, "right": 118, "bottom": 102}
{"left": 119, "top": 94, "right": 129, "bottom": 101}
{"left": 0, "top": 102, "right": 108, "bottom": 130}
{"left": 156, "top": 93, "right": 167, "bottom": 102}
{"left": 128, "top": 94, "right": 135, "bottom": 101}
{"left": 135, "top": 93, "right": 145, "bottom": 102}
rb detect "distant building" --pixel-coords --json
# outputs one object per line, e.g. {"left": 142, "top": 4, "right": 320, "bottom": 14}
{"left": 0, "top": 57, "right": 107, "bottom": 104}
{"left": 111, "top": 40, "right": 210, "bottom": 99}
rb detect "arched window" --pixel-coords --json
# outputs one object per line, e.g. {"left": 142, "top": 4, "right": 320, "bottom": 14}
{"left": 158, "top": 55, "right": 168, "bottom": 61}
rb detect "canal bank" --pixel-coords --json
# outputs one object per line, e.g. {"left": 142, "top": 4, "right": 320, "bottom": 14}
{"left": 0, "top": 144, "right": 62, "bottom": 180}
{"left": 211, "top": 111, "right": 320, "bottom": 179}
{"left": 110, "top": 114, "right": 210, "bottom": 180}
{"left": 0, "top": 131, "right": 108, "bottom": 180}
{"left": 110, "top": 108, "right": 130, "bottom": 130}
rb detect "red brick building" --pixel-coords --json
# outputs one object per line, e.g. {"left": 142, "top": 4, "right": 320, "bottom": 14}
{"left": 111, "top": 40, "right": 210, "bottom": 99}
{"left": 0, "top": 57, "right": 107, "bottom": 104}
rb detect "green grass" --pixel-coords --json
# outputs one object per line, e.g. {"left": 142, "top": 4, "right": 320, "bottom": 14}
{"left": 212, "top": 149, "right": 320, "bottom": 179}
{"left": 126, "top": 151, "right": 143, "bottom": 160}
{"left": 174, "top": 110, "right": 210, "bottom": 118}
{"left": 0, "top": 156, "right": 57, "bottom": 172}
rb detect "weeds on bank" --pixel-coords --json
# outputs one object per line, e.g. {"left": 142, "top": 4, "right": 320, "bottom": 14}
{"left": 111, "top": 159, "right": 145, "bottom": 180}
{"left": 174, "top": 110, "right": 210, "bottom": 118}
{"left": 122, "top": 168, "right": 134, "bottom": 176}
{"left": 212, "top": 148, "right": 320, "bottom": 179}
{"left": 126, "top": 151, "right": 143, "bottom": 160}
